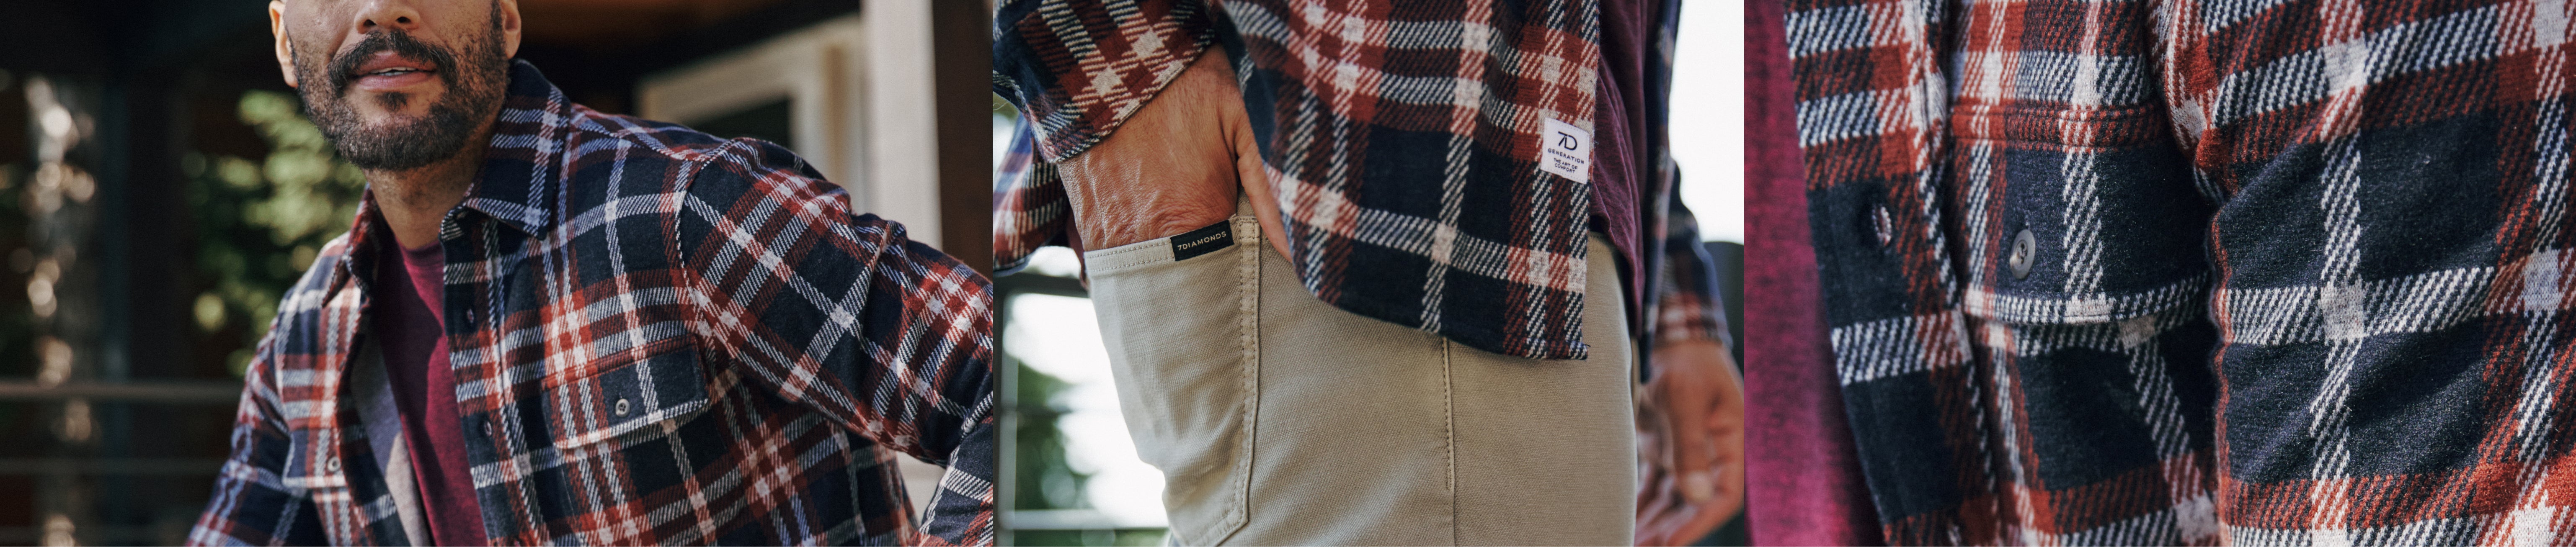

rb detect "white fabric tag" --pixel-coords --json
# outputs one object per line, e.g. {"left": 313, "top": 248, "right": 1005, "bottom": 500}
{"left": 1539, "top": 117, "right": 1593, "bottom": 184}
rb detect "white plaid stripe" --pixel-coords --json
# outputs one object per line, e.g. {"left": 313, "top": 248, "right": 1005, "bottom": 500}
{"left": 2217, "top": 265, "right": 2494, "bottom": 346}
{"left": 1830, "top": 313, "right": 1973, "bottom": 385}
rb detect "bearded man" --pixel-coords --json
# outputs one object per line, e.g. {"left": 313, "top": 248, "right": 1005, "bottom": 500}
{"left": 185, "top": 1, "right": 994, "bottom": 545}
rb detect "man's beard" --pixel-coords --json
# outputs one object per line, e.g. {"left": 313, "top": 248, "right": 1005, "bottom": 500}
{"left": 292, "top": 23, "right": 508, "bottom": 172}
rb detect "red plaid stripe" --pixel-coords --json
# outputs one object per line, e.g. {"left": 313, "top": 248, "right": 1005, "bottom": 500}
{"left": 188, "top": 60, "right": 994, "bottom": 547}
{"left": 1796, "top": 0, "right": 2576, "bottom": 543}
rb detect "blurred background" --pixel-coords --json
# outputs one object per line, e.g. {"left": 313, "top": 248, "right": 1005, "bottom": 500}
{"left": 0, "top": 0, "right": 991, "bottom": 544}
{"left": 990, "top": 3, "right": 1746, "bottom": 545}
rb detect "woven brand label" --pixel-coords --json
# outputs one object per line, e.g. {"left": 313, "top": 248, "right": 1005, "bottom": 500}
{"left": 1169, "top": 221, "right": 1234, "bottom": 262}
{"left": 1540, "top": 117, "right": 1593, "bottom": 184}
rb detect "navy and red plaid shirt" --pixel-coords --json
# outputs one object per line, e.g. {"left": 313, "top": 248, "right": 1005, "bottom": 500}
{"left": 1792, "top": 0, "right": 2576, "bottom": 543}
{"left": 992, "top": 0, "right": 1727, "bottom": 360}
{"left": 188, "top": 61, "right": 995, "bottom": 546}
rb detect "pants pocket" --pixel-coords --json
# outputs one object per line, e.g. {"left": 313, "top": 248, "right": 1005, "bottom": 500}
{"left": 1083, "top": 214, "right": 1262, "bottom": 545}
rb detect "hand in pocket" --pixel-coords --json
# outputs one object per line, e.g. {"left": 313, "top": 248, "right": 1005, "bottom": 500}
{"left": 1056, "top": 47, "right": 1289, "bottom": 264}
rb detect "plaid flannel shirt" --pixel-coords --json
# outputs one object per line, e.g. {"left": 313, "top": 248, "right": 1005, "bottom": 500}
{"left": 188, "top": 61, "right": 995, "bottom": 546}
{"left": 991, "top": 0, "right": 1727, "bottom": 360}
{"left": 1791, "top": 0, "right": 2576, "bottom": 543}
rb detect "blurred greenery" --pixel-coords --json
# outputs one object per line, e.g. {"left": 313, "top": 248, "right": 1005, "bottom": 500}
{"left": 185, "top": 90, "right": 367, "bottom": 376}
{"left": 1012, "top": 357, "right": 1087, "bottom": 511}
{"left": 1011, "top": 356, "right": 1174, "bottom": 546}
{"left": 1010, "top": 529, "right": 1165, "bottom": 547}
{"left": 992, "top": 93, "right": 1017, "bottom": 120}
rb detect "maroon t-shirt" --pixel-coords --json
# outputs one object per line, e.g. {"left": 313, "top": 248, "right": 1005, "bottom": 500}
{"left": 1742, "top": 0, "right": 1884, "bottom": 544}
{"left": 1590, "top": 0, "right": 1652, "bottom": 324}
{"left": 372, "top": 234, "right": 488, "bottom": 545}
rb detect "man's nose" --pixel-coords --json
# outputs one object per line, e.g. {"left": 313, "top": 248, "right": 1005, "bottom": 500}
{"left": 352, "top": 0, "right": 425, "bottom": 34}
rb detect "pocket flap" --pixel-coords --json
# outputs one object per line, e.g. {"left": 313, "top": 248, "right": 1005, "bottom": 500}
{"left": 550, "top": 349, "right": 710, "bottom": 449}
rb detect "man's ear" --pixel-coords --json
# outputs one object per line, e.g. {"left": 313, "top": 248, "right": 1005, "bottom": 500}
{"left": 496, "top": 0, "right": 523, "bottom": 59}
{"left": 270, "top": 0, "right": 298, "bottom": 88}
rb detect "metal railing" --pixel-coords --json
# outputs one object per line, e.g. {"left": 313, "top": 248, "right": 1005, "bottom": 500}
{"left": 0, "top": 381, "right": 241, "bottom": 403}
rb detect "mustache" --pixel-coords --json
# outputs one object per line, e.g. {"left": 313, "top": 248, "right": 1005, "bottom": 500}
{"left": 325, "top": 31, "right": 459, "bottom": 93}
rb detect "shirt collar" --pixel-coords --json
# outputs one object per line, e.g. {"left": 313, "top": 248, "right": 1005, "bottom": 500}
{"left": 456, "top": 59, "right": 576, "bottom": 237}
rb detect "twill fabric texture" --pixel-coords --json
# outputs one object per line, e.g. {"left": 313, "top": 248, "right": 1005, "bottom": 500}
{"left": 186, "top": 60, "right": 996, "bottom": 546}
{"left": 1790, "top": 0, "right": 2576, "bottom": 544}
{"left": 990, "top": 0, "right": 1728, "bottom": 360}
{"left": 1083, "top": 203, "right": 1635, "bottom": 546}
{"left": 1744, "top": 0, "right": 1884, "bottom": 544}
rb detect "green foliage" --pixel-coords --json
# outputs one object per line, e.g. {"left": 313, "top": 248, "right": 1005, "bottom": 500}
{"left": 186, "top": 90, "right": 368, "bottom": 376}
{"left": 1011, "top": 358, "right": 1172, "bottom": 546}
{"left": 1009, "top": 529, "right": 1165, "bottom": 547}
{"left": 1012, "top": 358, "right": 1089, "bottom": 511}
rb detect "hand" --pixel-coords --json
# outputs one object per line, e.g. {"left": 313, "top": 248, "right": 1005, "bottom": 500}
{"left": 1054, "top": 47, "right": 1292, "bottom": 262}
{"left": 1635, "top": 338, "right": 1746, "bottom": 546}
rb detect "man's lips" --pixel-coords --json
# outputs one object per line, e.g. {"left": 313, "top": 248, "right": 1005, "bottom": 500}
{"left": 349, "top": 51, "right": 439, "bottom": 91}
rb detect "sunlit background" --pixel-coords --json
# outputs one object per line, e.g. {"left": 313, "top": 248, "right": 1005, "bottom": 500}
{"left": 993, "top": 3, "right": 1744, "bottom": 545}
{"left": 1676, "top": 0, "right": 1745, "bottom": 245}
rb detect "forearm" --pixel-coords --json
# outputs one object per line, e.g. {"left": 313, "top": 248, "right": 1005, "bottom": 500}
{"left": 1056, "top": 48, "right": 1289, "bottom": 263}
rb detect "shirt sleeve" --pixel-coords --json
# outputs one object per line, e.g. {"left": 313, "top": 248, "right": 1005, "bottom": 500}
{"left": 992, "top": 0, "right": 1218, "bottom": 162}
{"left": 1655, "top": 196, "right": 1731, "bottom": 348}
{"left": 993, "top": 121, "right": 1068, "bottom": 275}
{"left": 991, "top": 0, "right": 1219, "bottom": 273}
{"left": 188, "top": 346, "right": 330, "bottom": 546}
{"left": 677, "top": 140, "right": 996, "bottom": 546}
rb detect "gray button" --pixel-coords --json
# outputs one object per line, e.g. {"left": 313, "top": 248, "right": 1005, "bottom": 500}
{"left": 614, "top": 398, "right": 631, "bottom": 417}
{"left": 323, "top": 457, "right": 340, "bottom": 473}
{"left": 2008, "top": 229, "right": 2037, "bottom": 280}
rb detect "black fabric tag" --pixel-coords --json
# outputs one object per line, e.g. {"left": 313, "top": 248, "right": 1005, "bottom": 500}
{"left": 1169, "top": 221, "right": 1234, "bottom": 262}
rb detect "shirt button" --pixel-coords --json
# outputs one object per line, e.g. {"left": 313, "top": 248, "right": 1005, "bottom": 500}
{"left": 324, "top": 457, "right": 341, "bottom": 473}
{"left": 2008, "top": 229, "right": 2037, "bottom": 280}
{"left": 614, "top": 398, "right": 632, "bottom": 417}
{"left": 1872, "top": 205, "right": 1894, "bottom": 247}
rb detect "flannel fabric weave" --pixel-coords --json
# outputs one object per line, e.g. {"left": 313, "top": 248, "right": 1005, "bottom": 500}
{"left": 992, "top": 0, "right": 1727, "bottom": 359}
{"left": 188, "top": 60, "right": 995, "bottom": 546}
{"left": 1791, "top": 0, "right": 2576, "bottom": 543}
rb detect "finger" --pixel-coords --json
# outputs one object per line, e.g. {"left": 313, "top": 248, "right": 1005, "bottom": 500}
{"left": 1677, "top": 499, "right": 1729, "bottom": 546}
{"left": 1202, "top": 46, "right": 1292, "bottom": 264}
{"left": 1635, "top": 480, "right": 1685, "bottom": 547}
{"left": 1643, "top": 382, "right": 1696, "bottom": 509}
{"left": 1706, "top": 351, "right": 1749, "bottom": 515}
{"left": 1222, "top": 86, "right": 1293, "bottom": 264}
{"left": 1636, "top": 448, "right": 1678, "bottom": 512}
{"left": 1641, "top": 482, "right": 1701, "bottom": 547}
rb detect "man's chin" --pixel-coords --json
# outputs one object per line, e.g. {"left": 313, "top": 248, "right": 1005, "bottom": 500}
{"left": 306, "top": 70, "right": 498, "bottom": 172}
{"left": 346, "top": 93, "right": 444, "bottom": 122}
{"left": 351, "top": 115, "right": 437, "bottom": 136}
{"left": 327, "top": 117, "right": 479, "bottom": 172}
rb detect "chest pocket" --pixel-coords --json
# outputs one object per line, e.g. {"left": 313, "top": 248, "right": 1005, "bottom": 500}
{"left": 546, "top": 343, "right": 712, "bottom": 450}
{"left": 1944, "top": 102, "right": 2213, "bottom": 327}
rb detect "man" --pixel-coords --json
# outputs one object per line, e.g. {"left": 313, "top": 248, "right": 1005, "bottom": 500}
{"left": 187, "top": 0, "right": 993, "bottom": 545}
{"left": 993, "top": 0, "right": 1740, "bottom": 544}
{"left": 1790, "top": 0, "right": 2576, "bottom": 544}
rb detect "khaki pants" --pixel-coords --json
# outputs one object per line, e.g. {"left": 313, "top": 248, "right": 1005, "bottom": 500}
{"left": 1083, "top": 202, "right": 1636, "bottom": 546}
